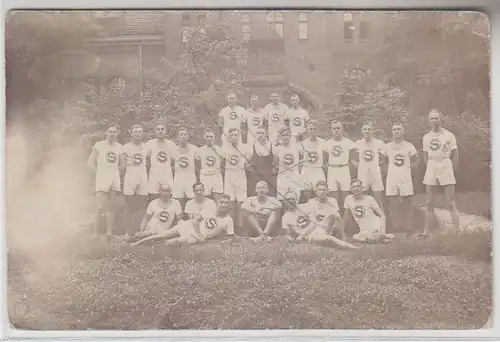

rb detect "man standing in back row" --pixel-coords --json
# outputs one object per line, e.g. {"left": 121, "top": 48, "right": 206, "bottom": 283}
{"left": 286, "top": 93, "right": 310, "bottom": 142}
{"left": 245, "top": 94, "right": 267, "bottom": 146}
{"left": 264, "top": 92, "right": 289, "bottom": 146}
{"left": 218, "top": 92, "right": 247, "bottom": 146}
{"left": 421, "top": 109, "right": 459, "bottom": 237}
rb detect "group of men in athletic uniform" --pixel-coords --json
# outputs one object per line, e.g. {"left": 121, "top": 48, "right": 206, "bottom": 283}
{"left": 88, "top": 89, "right": 460, "bottom": 247}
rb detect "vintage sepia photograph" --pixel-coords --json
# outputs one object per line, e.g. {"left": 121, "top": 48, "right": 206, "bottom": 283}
{"left": 5, "top": 9, "right": 492, "bottom": 330}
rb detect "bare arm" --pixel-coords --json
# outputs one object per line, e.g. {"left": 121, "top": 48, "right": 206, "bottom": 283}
{"left": 241, "top": 199, "right": 257, "bottom": 214}
{"left": 87, "top": 149, "right": 98, "bottom": 171}
{"left": 450, "top": 149, "right": 459, "bottom": 170}
{"left": 194, "top": 158, "right": 201, "bottom": 183}
{"left": 410, "top": 153, "right": 420, "bottom": 169}
{"left": 350, "top": 149, "right": 359, "bottom": 168}
{"left": 372, "top": 204, "right": 386, "bottom": 233}
{"left": 217, "top": 116, "right": 225, "bottom": 142}
{"left": 423, "top": 151, "right": 428, "bottom": 166}
{"left": 119, "top": 154, "right": 126, "bottom": 175}
{"left": 140, "top": 213, "right": 153, "bottom": 232}
{"left": 297, "top": 220, "right": 317, "bottom": 240}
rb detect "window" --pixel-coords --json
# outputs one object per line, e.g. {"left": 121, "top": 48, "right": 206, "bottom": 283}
{"left": 298, "top": 12, "right": 308, "bottom": 40}
{"left": 181, "top": 12, "right": 191, "bottom": 43}
{"left": 359, "top": 12, "right": 369, "bottom": 40}
{"left": 343, "top": 12, "right": 354, "bottom": 41}
{"left": 242, "top": 13, "right": 251, "bottom": 42}
{"left": 266, "top": 11, "right": 284, "bottom": 38}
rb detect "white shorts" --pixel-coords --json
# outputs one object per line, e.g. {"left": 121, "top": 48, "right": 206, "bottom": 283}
{"left": 175, "top": 220, "right": 196, "bottom": 237}
{"left": 124, "top": 168, "right": 148, "bottom": 196}
{"left": 173, "top": 172, "right": 196, "bottom": 199}
{"left": 147, "top": 169, "right": 174, "bottom": 194}
{"left": 358, "top": 167, "right": 384, "bottom": 192}
{"left": 224, "top": 171, "right": 247, "bottom": 202}
{"left": 201, "top": 173, "right": 224, "bottom": 195}
{"left": 386, "top": 174, "right": 414, "bottom": 197}
{"left": 144, "top": 221, "right": 170, "bottom": 235}
{"left": 277, "top": 171, "right": 304, "bottom": 200}
{"left": 354, "top": 217, "right": 382, "bottom": 240}
{"left": 327, "top": 166, "right": 351, "bottom": 192}
{"left": 423, "top": 159, "right": 456, "bottom": 186}
{"left": 95, "top": 169, "right": 120, "bottom": 192}
{"left": 306, "top": 227, "right": 329, "bottom": 242}
{"left": 301, "top": 167, "right": 326, "bottom": 191}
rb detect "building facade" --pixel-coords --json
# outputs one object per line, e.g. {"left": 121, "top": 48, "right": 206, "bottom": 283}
{"left": 75, "top": 10, "right": 387, "bottom": 113}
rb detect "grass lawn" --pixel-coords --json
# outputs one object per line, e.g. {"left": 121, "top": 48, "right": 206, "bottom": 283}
{"left": 8, "top": 228, "right": 492, "bottom": 330}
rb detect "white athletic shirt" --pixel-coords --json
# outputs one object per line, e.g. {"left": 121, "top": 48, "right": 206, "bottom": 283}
{"left": 264, "top": 102, "right": 289, "bottom": 132}
{"left": 93, "top": 140, "right": 122, "bottom": 170}
{"left": 199, "top": 215, "right": 234, "bottom": 236}
{"left": 354, "top": 138, "right": 385, "bottom": 169}
{"left": 219, "top": 105, "right": 247, "bottom": 134}
{"left": 243, "top": 196, "right": 282, "bottom": 222}
{"left": 327, "top": 137, "right": 355, "bottom": 166}
{"left": 301, "top": 138, "right": 328, "bottom": 168}
{"left": 223, "top": 143, "right": 251, "bottom": 174}
{"left": 286, "top": 107, "right": 310, "bottom": 136}
{"left": 172, "top": 143, "right": 198, "bottom": 175}
{"left": 422, "top": 128, "right": 457, "bottom": 160}
{"left": 146, "top": 198, "right": 182, "bottom": 230}
{"left": 197, "top": 145, "right": 223, "bottom": 176}
{"left": 275, "top": 142, "right": 302, "bottom": 175}
{"left": 382, "top": 141, "right": 417, "bottom": 179}
{"left": 145, "top": 138, "right": 176, "bottom": 172}
{"left": 122, "top": 142, "right": 149, "bottom": 169}
{"left": 185, "top": 198, "right": 217, "bottom": 217}
{"left": 245, "top": 108, "right": 267, "bottom": 136}
{"left": 344, "top": 194, "right": 381, "bottom": 233}
{"left": 282, "top": 204, "right": 314, "bottom": 235}
{"left": 305, "top": 197, "right": 340, "bottom": 228}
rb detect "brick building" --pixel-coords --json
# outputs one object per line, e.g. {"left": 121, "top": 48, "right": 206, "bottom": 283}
{"left": 78, "top": 10, "right": 387, "bottom": 113}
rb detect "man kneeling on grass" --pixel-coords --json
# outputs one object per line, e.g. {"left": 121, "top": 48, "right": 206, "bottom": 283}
{"left": 131, "top": 194, "right": 234, "bottom": 246}
{"left": 241, "top": 181, "right": 283, "bottom": 241}
{"left": 343, "top": 179, "right": 395, "bottom": 244}
{"left": 282, "top": 191, "right": 358, "bottom": 249}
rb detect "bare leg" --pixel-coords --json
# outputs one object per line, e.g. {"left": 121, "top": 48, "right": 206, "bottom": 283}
{"left": 310, "top": 234, "right": 359, "bottom": 249}
{"left": 443, "top": 185, "right": 460, "bottom": 231}
{"left": 106, "top": 190, "right": 118, "bottom": 236}
{"left": 130, "top": 195, "right": 147, "bottom": 237}
{"left": 125, "top": 195, "right": 135, "bottom": 238}
{"left": 373, "top": 190, "right": 385, "bottom": 213}
{"left": 423, "top": 185, "right": 438, "bottom": 236}
{"left": 131, "top": 228, "right": 180, "bottom": 246}
{"left": 263, "top": 211, "right": 278, "bottom": 236}
{"left": 95, "top": 191, "right": 108, "bottom": 236}
{"left": 401, "top": 195, "right": 413, "bottom": 235}
{"left": 235, "top": 202, "right": 244, "bottom": 231}
{"left": 244, "top": 213, "right": 264, "bottom": 237}
{"left": 387, "top": 195, "right": 400, "bottom": 233}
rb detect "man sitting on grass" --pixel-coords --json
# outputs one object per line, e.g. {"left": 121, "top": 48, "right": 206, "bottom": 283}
{"left": 241, "top": 181, "right": 283, "bottom": 241}
{"left": 343, "top": 179, "right": 395, "bottom": 244}
{"left": 128, "top": 183, "right": 183, "bottom": 243}
{"left": 131, "top": 194, "right": 234, "bottom": 246}
{"left": 282, "top": 191, "right": 359, "bottom": 249}
{"left": 306, "top": 180, "right": 349, "bottom": 241}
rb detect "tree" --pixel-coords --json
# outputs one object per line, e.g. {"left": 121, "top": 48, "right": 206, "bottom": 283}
{"left": 71, "top": 19, "right": 247, "bottom": 147}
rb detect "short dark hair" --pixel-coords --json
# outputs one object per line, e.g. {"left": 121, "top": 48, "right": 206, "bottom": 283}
{"left": 350, "top": 179, "right": 363, "bottom": 187}
{"left": 192, "top": 182, "right": 205, "bottom": 191}
{"left": 315, "top": 180, "right": 328, "bottom": 189}
{"left": 228, "top": 127, "right": 240, "bottom": 135}
{"left": 131, "top": 124, "right": 143, "bottom": 131}
{"left": 177, "top": 127, "right": 189, "bottom": 135}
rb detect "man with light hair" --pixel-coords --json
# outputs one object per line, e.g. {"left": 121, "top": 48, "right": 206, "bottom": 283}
{"left": 381, "top": 122, "right": 419, "bottom": 236}
{"left": 343, "top": 179, "right": 395, "bottom": 244}
{"left": 171, "top": 127, "right": 199, "bottom": 211}
{"left": 285, "top": 93, "right": 310, "bottom": 142}
{"left": 326, "top": 119, "right": 355, "bottom": 209}
{"left": 129, "top": 183, "right": 182, "bottom": 242}
{"left": 274, "top": 126, "right": 304, "bottom": 201}
{"left": 218, "top": 92, "right": 247, "bottom": 146}
{"left": 300, "top": 119, "right": 329, "bottom": 201}
{"left": 131, "top": 194, "right": 234, "bottom": 246}
{"left": 241, "top": 181, "right": 283, "bottom": 241}
{"left": 282, "top": 190, "right": 359, "bottom": 249}
{"left": 351, "top": 121, "right": 386, "bottom": 211}
{"left": 245, "top": 94, "right": 267, "bottom": 146}
{"left": 145, "top": 123, "right": 177, "bottom": 202}
{"left": 87, "top": 125, "right": 123, "bottom": 239}
{"left": 420, "top": 109, "right": 459, "bottom": 237}
{"left": 264, "top": 92, "right": 289, "bottom": 145}
{"left": 121, "top": 124, "right": 150, "bottom": 240}
{"left": 196, "top": 128, "right": 224, "bottom": 203}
